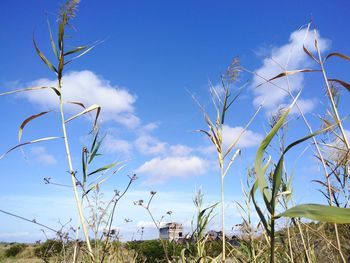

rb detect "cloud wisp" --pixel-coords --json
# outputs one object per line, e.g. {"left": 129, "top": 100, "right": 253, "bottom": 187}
{"left": 252, "top": 28, "right": 330, "bottom": 113}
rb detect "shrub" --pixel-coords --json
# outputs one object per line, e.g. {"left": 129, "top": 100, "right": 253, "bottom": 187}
{"left": 34, "top": 239, "right": 63, "bottom": 261}
{"left": 5, "top": 243, "right": 27, "bottom": 257}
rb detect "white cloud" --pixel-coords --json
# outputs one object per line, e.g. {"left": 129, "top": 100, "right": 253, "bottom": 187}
{"left": 136, "top": 156, "right": 207, "bottom": 184}
{"left": 169, "top": 144, "right": 193, "bottom": 156}
{"left": 22, "top": 70, "right": 139, "bottom": 128}
{"left": 30, "top": 146, "right": 57, "bottom": 165}
{"left": 134, "top": 135, "right": 167, "bottom": 155}
{"left": 252, "top": 28, "right": 330, "bottom": 111}
{"left": 136, "top": 221, "right": 157, "bottom": 229}
{"left": 280, "top": 98, "right": 317, "bottom": 115}
{"left": 139, "top": 122, "right": 160, "bottom": 134}
{"left": 222, "top": 125, "right": 263, "bottom": 149}
{"left": 103, "top": 135, "right": 133, "bottom": 156}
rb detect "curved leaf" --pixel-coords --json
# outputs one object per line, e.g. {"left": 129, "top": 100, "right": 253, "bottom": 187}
{"left": 303, "top": 45, "right": 319, "bottom": 64}
{"left": 47, "top": 19, "right": 59, "bottom": 59}
{"left": 0, "top": 86, "right": 60, "bottom": 96}
{"left": 328, "top": 78, "right": 350, "bottom": 92}
{"left": 65, "top": 104, "right": 101, "bottom": 129}
{"left": 254, "top": 91, "right": 301, "bottom": 211}
{"left": 87, "top": 161, "right": 122, "bottom": 177}
{"left": 33, "top": 36, "right": 58, "bottom": 73}
{"left": 277, "top": 204, "right": 350, "bottom": 224}
{"left": 0, "top": 137, "right": 61, "bottom": 160}
{"left": 18, "top": 111, "right": 52, "bottom": 142}
{"left": 325, "top": 52, "right": 350, "bottom": 62}
{"left": 256, "top": 69, "right": 320, "bottom": 88}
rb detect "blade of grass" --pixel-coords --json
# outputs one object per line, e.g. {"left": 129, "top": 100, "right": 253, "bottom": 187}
{"left": 18, "top": 111, "right": 52, "bottom": 143}
{"left": 0, "top": 136, "right": 61, "bottom": 160}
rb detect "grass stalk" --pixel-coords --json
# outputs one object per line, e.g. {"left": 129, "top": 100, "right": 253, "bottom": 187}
{"left": 314, "top": 31, "right": 347, "bottom": 263}
{"left": 220, "top": 162, "right": 226, "bottom": 262}
{"left": 58, "top": 90, "right": 94, "bottom": 261}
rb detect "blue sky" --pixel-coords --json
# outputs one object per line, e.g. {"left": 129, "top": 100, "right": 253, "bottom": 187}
{"left": 1, "top": 0, "right": 350, "bottom": 242}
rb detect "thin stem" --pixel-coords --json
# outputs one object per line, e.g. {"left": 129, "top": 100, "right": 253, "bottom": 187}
{"left": 59, "top": 86, "right": 94, "bottom": 261}
{"left": 270, "top": 218, "right": 275, "bottom": 263}
{"left": 286, "top": 224, "right": 294, "bottom": 263}
{"left": 220, "top": 165, "right": 226, "bottom": 262}
{"left": 100, "top": 177, "right": 134, "bottom": 263}
{"left": 146, "top": 207, "right": 170, "bottom": 262}
{"left": 314, "top": 35, "right": 347, "bottom": 263}
{"left": 0, "top": 209, "right": 59, "bottom": 234}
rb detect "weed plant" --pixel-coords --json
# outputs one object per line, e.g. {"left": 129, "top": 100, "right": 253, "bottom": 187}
{"left": 1, "top": 2, "right": 350, "bottom": 263}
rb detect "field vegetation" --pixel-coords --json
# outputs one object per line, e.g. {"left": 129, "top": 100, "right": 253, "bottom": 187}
{"left": 1, "top": 1, "right": 350, "bottom": 262}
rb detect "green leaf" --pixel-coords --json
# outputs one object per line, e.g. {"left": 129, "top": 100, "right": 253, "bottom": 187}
{"left": 33, "top": 36, "right": 58, "bottom": 74}
{"left": 47, "top": 19, "right": 59, "bottom": 59}
{"left": 271, "top": 114, "right": 334, "bottom": 203}
{"left": 271, "top": 156, "right": 284, "bottom": 201}
{"left": 64, "top": 45, "right": 88, "bottom": 56}
{"left": 64, "top": 41, "right": 102, "bottom": 65}
{"left": 254, "top": 92, "right": 301, "bottom": 211}
{"left": 58, "top": 14, "right": 66, "bottom": 51}
{"left": 277, "top": 204, "right": 350, "bottom": 224}
{"left": 89, "top": 134, "right": 105, "bottom": 164}
{"left": 250, "top": 180, "right": 270, "bottom": 234}
{"left": 82, "top": 148, "right": 87, "bottom": 184}
{"left": 87, "top": 161, "right": 121, "bottom": 177}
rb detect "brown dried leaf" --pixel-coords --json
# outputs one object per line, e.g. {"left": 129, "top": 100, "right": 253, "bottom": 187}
{"left": 328, "top": 79, "right": 350, "bottom": 92}
{"left": 0, "top": 137, "right": 61, "bottom": 160}
{"left": 18, "top": 111, "right": 52, "bottom": 142}
{"left": 325, "top": 52, "right": 350, "bottom": 62}
{"left": 257, "top": 69, "right": 320, "bottom": 88}
{"left": 303, "top": 45, "right": 319, "bottom": 64}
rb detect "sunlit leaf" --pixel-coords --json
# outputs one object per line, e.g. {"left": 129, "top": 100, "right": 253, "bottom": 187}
{"left": 64, "top": 104, "right": 101, "bottom": 129}
{"left": 254, "top": 92, "right": 301, "bottom": 210}
{"left": 47, "top": 19, "right": 59, "bottom": 59}
{"left": 33, "top": 36, "right": 58, "bottom": 74}
{"left": 277, "top": 204, "right": 350, "bottom": 224}
{"left": 64, "top": 41, "right": 103, "bottom": 65}
{"left": 0, "top": 86, "right": 60, "bottom": 96}
{"left": 89, "top": 133, "right": 105, "bottom": 164}
{"left": 87, "top": 161, "right": 121, "bottom": 177}
{"left": 256, "top": 69, "right": 320, "bottom": 88}
{"left": 64, "top": 45, "right": 88, "bottom": 56}
{"left": 0, "top": 137, "right": 61, "bottom": 160}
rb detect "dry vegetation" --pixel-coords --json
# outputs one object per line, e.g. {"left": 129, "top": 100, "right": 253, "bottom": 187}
{"left": 1, "top": 1, "right": 350, "bottom": 262}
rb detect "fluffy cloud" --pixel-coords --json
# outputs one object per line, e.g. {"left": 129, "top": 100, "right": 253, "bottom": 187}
{"left": 136, "top": 156, "right": 207, "bottom": 184}
{"left": 222, "top": 125, "right": 263, "bottom": 149}
{"left": 252, "top": 28, "right": 330, "bottom": 112}
{"left": 29, "top": 146, "right": 57, "bottom": 165}
{"left": 134, "top": 135, "right": 168, "bottom": 155}
{"left": 279, "top": 98, "right": 317, "bottom": 115}
{"left": 169, "top": 144, "right": 193, "bottom": 156}
{"left": 22, "top": 70, "right": 139, "bottom": 128}
{"left": 103, "top": 135, "right": 133, "bottom": 156}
